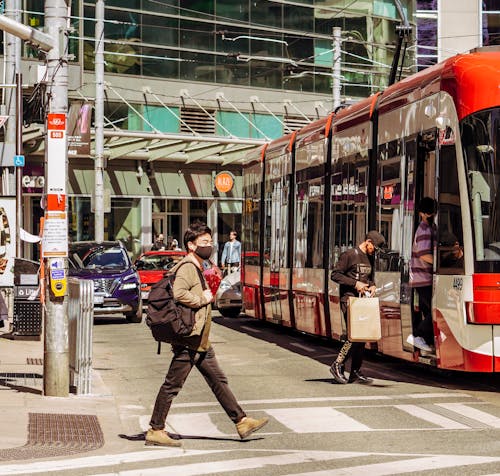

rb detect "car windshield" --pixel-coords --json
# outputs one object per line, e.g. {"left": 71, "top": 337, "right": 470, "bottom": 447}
{"left": 70, "top": 245, "right": 130, "bottom": 269}
{"left": 461, "top": 107, "right": 500, "bottom": 271}
{"left": 137, "top": 254, "right": 181, "bottom": 271}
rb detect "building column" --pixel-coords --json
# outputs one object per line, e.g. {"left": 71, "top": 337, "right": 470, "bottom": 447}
{"left": 141, "top": 197, "right": 152, "bottom": 254}
{"left": 438, "top": 0, "right": 481, "bottom": 62}
{"left": 207, "top": 199, "right": 218, "bottom": 264}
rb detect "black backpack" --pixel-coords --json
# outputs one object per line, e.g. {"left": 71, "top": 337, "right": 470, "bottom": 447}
{"left": 145, "top": 262, "right": 206, "bottom": 351}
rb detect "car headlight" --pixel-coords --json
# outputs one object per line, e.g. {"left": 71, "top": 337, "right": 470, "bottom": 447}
{"left": 120, "top": 282, "right": 137, "bottom": 290}
{"left": 219, "top": 281, "right": 232, "bottom": 291}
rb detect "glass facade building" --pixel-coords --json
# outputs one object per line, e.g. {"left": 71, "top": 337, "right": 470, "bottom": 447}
{"left": 4, "top": 1, "right": 498, "bottom": 261}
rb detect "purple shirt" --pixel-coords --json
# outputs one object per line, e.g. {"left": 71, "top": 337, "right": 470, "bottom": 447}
{"left": 410, "top": 221, "right": 436, "bottom": 287}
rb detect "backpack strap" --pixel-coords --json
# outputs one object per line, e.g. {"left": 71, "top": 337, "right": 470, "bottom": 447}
{"left": 174, "top": 260, "right": 207, "bottom": 290}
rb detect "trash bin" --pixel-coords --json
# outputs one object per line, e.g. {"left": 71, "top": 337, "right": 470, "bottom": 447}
{"left": 12, "top": 258, "right": 42, "bottom": 340}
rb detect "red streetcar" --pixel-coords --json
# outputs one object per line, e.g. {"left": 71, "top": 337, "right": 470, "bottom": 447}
{"left": 242, "top": 46, "right": 500, "bottom": 372}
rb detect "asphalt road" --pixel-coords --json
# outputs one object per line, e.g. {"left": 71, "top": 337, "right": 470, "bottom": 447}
{"left": 6, "top": 311, "right": 500, "bottom": 476}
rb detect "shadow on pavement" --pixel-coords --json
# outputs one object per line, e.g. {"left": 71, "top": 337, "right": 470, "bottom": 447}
{"left": 213, "top": 314, "right": 500, "bottom": 393}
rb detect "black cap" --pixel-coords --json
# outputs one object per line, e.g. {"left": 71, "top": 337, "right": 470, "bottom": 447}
{"left": 366, "top": 230, "right": 385, "bottom": 249}
{"left": 418, "top": 197, "right": 437, "bottom": 215}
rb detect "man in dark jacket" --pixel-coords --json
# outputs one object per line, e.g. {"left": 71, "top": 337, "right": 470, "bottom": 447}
{"left": 329, "top": 230, "right": 385, "bottom": 384}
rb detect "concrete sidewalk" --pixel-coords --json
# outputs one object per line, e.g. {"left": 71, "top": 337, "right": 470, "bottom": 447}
{"left": 0, "top": 326, "right": 135, "bottom": 462}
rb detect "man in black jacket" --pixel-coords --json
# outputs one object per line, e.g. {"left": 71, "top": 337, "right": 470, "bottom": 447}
{"left": 329, "top": 230, "right": 385, "bottom": 384}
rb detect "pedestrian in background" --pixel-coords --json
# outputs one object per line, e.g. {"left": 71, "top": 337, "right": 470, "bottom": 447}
{"left": 221, "top": 230, "right": 241, "bottom": 274}
{"left": 146, "top": 221, "right": 268, "bottom": 447}
{"left": 151, "top": 233, "right": 166, "bottom": 251}
{"left": 407, "top": 197, "right": 437, "bottom": 353}
{"left": 329, "top": 230, "right": 385, "bottom": 384}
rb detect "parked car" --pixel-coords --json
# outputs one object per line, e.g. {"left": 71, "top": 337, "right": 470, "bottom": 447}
{"left": 215, "top": 268, "right": 242, "bottom": 317}
{"left": 68, "top": 241, "right": 142, "bottom": 322}
{"left": 134, "top": 250, "right": 186, "bottom": 303}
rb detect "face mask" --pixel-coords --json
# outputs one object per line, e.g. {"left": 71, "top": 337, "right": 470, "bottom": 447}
{"left": 195, "top": 245, "right": 213, "bottom": 260}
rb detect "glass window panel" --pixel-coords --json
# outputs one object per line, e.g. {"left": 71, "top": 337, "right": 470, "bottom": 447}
{"left": 181, "top": 0, "right": 214, "bottom": 18}
{"left": 180, "top": 20, "right": 214, "bottom": 50}
{"left": 438, "top": 137, "right": 464, "bottom": 274}
{"left": 250, "top": 1, "right": 282, "bottom": 28}
{"left": 483, "top": 13, "right": 500, "bottom": 46}
{"left": 216, "top": 1, "right": 249, "bottom": 21}
{"left": 98, "top": 198, "right": 142, "bottom": 259}
{"left": 250, "top": 60, "right": 283, "bottom": 89}
{"left": 180, "top": 52, "right": 216, "bottom": 82}
{"left": 284, "top": 5, "right": 313, "bottom": 32}
{"left": 142, "top": 0, "right": 179, "bottom": 15}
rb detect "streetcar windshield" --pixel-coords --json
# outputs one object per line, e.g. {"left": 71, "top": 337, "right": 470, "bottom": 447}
{"left": 461, "top": 107, "right": 500, "bottom": 270}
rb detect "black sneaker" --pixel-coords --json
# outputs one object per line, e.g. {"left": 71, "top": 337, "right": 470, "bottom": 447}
{"left": 330, "top": 361, "right": 348, "bottom": 384}
{"left": 348, "top": 369, "right": 373, "bottom": 384}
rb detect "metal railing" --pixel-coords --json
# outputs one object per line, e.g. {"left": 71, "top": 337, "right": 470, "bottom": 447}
{"left": 68, "top": 277, "right": 94, "bottom": 395}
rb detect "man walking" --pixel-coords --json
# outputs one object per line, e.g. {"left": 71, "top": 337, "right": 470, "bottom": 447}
{"left": 146, "top": 221, "right": 268, "bottom": 447}
{"left": 329, "top": 230, "right": 385, "bottom": 384}
{"left": 221, "top": 230, "right": 241, "bottom": 274}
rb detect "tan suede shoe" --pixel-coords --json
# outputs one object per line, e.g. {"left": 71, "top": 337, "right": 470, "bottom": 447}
{"left": 145, "top": 428, "right": 182, "bottom": 447}
{"left": 236, "top": 416, "right": 269, "bottom": 439}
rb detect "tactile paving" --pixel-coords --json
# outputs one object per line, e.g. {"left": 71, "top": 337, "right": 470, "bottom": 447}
{"left": 0, "top": 413, "right": 104, "bottom": 461}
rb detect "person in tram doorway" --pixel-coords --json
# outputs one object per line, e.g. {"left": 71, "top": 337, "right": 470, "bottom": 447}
{"left": 151, "top": 233, "right": 166, "bottom": 251}
{"left": 221, "top": 230, "right": 241, "bottom": 275}
{"left": 329, "top": 230, "right": 386, "bottom": 384}
{"left": 407, "top": 197, "right": 438, "bottom": 353}
{"left": 146, "top": 221, "right": 268, "bottom": 447}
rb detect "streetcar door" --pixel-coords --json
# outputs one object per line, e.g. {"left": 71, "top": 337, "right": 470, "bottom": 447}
{"left": 263, "top": 151, "right": 291, "bottom": 324}
{"left": 400, "top": 131, "right": 437, "bottom": 351}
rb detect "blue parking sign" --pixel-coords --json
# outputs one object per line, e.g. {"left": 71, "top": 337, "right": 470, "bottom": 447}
{"left": 14, "top": 155, "right": 25, "bottom": 167}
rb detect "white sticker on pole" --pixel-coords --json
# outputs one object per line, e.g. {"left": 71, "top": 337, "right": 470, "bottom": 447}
{"left": 42, "top": 211, "right": 68, "bottom": 258}
{"left": 46, "top": 113, "right": 67, "bottom": 195}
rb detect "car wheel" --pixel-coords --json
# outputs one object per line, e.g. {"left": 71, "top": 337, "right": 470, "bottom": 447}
{"left": 125, "top": 299, "right": 143, "bottom": 323}
{"left": 219, "top": 307, "right": 241, "bottom": 318}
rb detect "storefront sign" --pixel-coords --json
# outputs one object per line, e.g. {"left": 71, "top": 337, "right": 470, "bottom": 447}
{"left": 42, "top": 212, "right": 68, "bottom": 258}
{"left": 214, "top": 171, "right": 235, "bottom": 193}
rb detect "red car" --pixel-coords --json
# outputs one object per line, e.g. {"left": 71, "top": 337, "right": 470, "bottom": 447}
{"left": 135, "top": 250, "right": 186, "bottom": 303}
{"left": 135, "top": 251, "right": 222, "bottom": 303}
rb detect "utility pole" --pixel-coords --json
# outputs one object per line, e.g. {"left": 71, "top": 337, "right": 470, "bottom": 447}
{"left": 94, "top": 0, "right": 105, "bottom": 242}
{"left": 43, "top": 0, "right": 70, "bottom": 397}
{"left": 332, "top": 26, "right": 341, "bottom": 111}
{"left": 4, "top": 0, "right": 21, "bottom": 251}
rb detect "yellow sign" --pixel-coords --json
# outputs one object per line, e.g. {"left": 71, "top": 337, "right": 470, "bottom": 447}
{"left": 214, "top": 171, "right": 235, "bottom": 193}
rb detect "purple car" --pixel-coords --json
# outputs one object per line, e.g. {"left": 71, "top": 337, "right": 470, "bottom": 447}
{"left": 68, "top": 241, "right": 142, "bottom": 322}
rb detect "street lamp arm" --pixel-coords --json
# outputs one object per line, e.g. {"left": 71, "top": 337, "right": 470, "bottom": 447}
{"left": 0, "top": 14, "right": 55, "bottom": 52}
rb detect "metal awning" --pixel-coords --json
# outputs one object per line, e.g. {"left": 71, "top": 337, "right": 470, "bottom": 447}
{"left": 23, "top": 124, "right": 265, "bottom": 165}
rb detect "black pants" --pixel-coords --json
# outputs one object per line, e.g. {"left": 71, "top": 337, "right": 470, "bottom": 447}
{"left": 413, "top": 286, "right": 434, "bottom": 346}
{"left": 150, "top": 345, "right": 246, "bottom": 430}
{"left": 334, "top": 298, "right": 365, "bottom": 372}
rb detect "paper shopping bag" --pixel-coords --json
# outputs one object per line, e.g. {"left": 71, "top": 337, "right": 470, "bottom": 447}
{"left": 347, "top": 296, "right": 381, "bottom": 342}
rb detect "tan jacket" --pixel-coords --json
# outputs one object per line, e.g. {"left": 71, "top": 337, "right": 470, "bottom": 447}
{"left": 171, "top": 255, "right": 211, "bottom": 351}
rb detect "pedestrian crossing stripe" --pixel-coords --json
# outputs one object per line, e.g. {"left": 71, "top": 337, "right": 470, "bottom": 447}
{"left": 138, "top": 401, "right": 500, "bottom": 437}
{"left": 1, "top": 449, "right": 499, "bottom": 476}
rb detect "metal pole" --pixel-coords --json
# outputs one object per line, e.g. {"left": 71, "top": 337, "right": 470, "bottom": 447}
{"left": 3, "top": 0, "right": 21, "bottom": 190}
{"left": 332, "top": 26, "right": 341, "bottom": 111}
{"left": 15, "top": 72, "right": 22, "bottom": 258}
{"left": 94, "top": 0, "right": 105, "bottom": 242}
{"left": 44, "top": 0, "right": 69, "bottom": 397}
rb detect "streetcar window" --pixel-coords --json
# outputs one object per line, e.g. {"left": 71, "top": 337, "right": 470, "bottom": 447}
{"left": 438, "top": 138, "right": 464, "bottom": 274}
{"left": 461, "top": 108, "right": 500, "bottom": 270}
